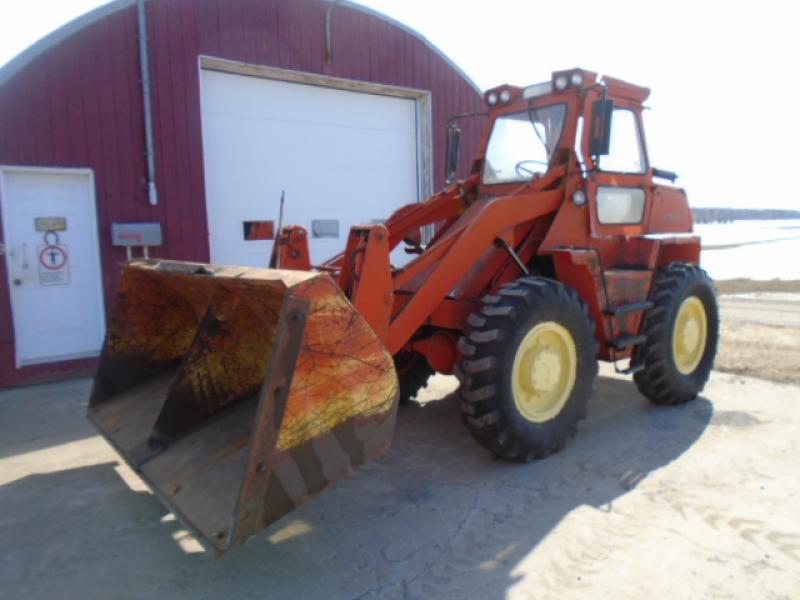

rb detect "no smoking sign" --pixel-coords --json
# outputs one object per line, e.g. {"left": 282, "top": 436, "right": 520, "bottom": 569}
{"left": 38, "top": 244, "right": 70, "bottom": 286}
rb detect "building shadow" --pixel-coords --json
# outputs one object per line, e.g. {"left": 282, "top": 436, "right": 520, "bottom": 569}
{"left": 0, "top": 377, "right": 97, "bottom": 460}
{"left": 0, "top": 375, "right": 712, "bottom": 599}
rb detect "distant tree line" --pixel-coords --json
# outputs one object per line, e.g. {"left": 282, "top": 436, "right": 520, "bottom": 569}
{"left": 692, "top": 208, "right": 800, "bottom": 224}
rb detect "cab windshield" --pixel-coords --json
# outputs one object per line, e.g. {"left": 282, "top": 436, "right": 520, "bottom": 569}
{"left": 482, "top": 104, "right": 566, "bottom": 185}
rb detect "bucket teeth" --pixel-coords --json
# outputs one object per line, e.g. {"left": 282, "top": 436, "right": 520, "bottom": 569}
{"left": 88, "top": 259, "right": 398, "bottom": 553}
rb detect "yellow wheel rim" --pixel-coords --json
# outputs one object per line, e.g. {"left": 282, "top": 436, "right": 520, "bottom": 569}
{"left": 672, "top": 296, "right": 708, "bottom": 375}
{"left": 511, "top": 322, "right": 577, "bottom": 423}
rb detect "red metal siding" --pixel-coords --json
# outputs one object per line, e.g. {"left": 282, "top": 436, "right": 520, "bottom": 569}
{"left": 0, "top": 0, "right": 484, "bottom": 387}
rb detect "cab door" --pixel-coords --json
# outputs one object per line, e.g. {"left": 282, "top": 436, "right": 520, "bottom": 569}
{"left": 585, "top": 103, "right": 653, "bottom": 239}
{"left": 582, "top": 102, "right": 657, "bottom": 355}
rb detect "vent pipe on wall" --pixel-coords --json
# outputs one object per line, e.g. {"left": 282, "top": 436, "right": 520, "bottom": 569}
{"left": 325, "top": 0, "right": 342, "bottom": 63}
{"left": 137, "top": 0, "right": 158, "bottom": 206}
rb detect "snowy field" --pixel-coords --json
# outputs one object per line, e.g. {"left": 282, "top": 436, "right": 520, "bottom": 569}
{"left": 696, "top": 219, "right": 800, "bottom": 280}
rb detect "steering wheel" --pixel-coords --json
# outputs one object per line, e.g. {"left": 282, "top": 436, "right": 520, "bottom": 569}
{"left": 515, "top": 159, "right": 549, "bottom": 178}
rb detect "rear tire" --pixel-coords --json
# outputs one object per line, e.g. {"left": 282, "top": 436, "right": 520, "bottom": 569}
{"left": 395, "top": 352, "right": 434, "bottom": 405}
{"left": 456, "top": 277, "right": 598, "bottom": 461}
{"left": 633, "top": 263, "right": 719, "bottom": 405}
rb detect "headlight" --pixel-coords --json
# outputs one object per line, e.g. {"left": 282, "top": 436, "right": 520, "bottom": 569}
{"left": 499, "top": 89, "right": 511, "bottom": 103}
{"left": 572, "top": 190, "right": 587, "bottom": 206}
{"left": 554, "top": 75, "right": 568, "bottom": 91}
{"left": 487, "top": 93, "right": 498, "bottom": 106}
{"left": 570, "top": 71, "right": 583, "bottom": 86}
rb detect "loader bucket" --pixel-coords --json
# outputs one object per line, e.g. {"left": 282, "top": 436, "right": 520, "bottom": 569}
{"left": 88, "top": 259, "right": 398, "bottom": 554}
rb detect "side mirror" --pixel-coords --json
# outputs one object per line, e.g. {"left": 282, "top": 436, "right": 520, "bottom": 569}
{"left": 652, "top": 167, "right": 678, "bottom": 183}
{"left": 445, "top": 123, "right": 461, "bottom": 184}
{"left": 590, "top": 99, "right": 614, "bottom": 156}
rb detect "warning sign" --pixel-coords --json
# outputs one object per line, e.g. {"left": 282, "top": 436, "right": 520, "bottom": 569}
{"left": 38, "top": 244, "right": 70, "bottom": 286}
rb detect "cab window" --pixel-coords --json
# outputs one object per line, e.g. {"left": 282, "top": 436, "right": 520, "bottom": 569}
{"left": 597, "top": 108, "right": 646, "bottom": 174}
{"left": 482, "top": 104, "right": 566, "bottom": 184}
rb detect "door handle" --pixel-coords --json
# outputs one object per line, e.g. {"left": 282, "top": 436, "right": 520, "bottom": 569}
{"left": 13, "top": 279, "right": 22, "bottom": 286}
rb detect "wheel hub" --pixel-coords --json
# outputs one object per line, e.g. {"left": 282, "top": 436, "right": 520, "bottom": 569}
{"left": 672, "top": 296, "right": 708, "bottom": 375}
{"left": 530, "top": 349, "right": 561, "bottom": 393}
{"left": 512, "top": 322, "right": 577, "bottom": 423}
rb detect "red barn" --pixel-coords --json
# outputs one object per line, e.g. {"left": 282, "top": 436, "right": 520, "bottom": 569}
{"left": 0, "top": 0, "right": 484, "bottom": 387}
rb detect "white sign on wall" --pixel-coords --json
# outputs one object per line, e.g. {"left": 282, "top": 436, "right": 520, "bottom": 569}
{"left": 38, "top": 244, "right": 70, "bottom": 286}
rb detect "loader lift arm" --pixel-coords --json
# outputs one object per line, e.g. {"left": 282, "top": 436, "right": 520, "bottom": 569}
{"left": 383, "top": 168, "right": 566, "bottom": 354}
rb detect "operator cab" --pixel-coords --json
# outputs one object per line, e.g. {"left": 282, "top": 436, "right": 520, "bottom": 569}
{"left": 445, "top": 68, "right": 659, "bottom": 192}
{"left": 444, "top": 68, "right": 686, "bottom": 241}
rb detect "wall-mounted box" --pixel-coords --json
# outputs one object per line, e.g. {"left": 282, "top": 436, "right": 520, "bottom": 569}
{"left": 111, "top": 222, "right": 163, "bottom": 247}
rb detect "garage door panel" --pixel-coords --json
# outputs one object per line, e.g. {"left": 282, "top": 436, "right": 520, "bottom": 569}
{"left": 202, "top": 71, "right": 416, "bottom": 131}
{"left": 205, "top": 160, "right": 417, "bottom": 208}
{"left": 201, "top": 68, "right": 420, "bottom": 267}
{"left": 204, "top": 116, "right": 417, "bottom": 173}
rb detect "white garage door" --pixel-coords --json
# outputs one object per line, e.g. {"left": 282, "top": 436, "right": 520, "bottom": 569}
{"left": 200, "top": 69, "right": 420, "bottom": 267}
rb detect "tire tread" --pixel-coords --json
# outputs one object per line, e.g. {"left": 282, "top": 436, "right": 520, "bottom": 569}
{"left": 456, "top": 277, "right": 598, "bottom": 461}
{"left": 633, "top": 262, "right": 719, "bottom": 405}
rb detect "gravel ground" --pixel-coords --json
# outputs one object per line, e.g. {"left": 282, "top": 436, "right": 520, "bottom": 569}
{"left": 714, "top": 279, "right": 800, "bottom": 295}
{"left": 1, "top": 373, "right": 800, "bottom": 598}
{"left": 714, "top": 281, "right": 800, "bottom": 385}
{"left": 0, "top": 279, "right": 798, "bottom": 599}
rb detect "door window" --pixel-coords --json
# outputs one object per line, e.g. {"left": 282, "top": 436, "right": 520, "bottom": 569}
{"left": 597, "top": 186, "right": 646, "bottom": 224}
{"left": 597, "top": 108, "right": 646, "bottom": 174}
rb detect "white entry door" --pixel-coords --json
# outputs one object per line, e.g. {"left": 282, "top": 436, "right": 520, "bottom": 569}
{"left": 0, "top": 168, "right": 105, "bottom": 367}
{"left": 200, "top": 68, "right": 421, "bottom": 266}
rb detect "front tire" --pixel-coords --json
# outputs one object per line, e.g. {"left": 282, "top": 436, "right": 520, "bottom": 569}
{"left": 633, "top": 263, "right": 719, "bottom": 405}
{"left": 456, "top": 278, "right": 598, "bottom": 461}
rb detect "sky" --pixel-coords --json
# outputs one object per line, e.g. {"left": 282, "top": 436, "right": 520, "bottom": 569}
{"left": 1, "top": 0, "right": 798, "bottom": 209}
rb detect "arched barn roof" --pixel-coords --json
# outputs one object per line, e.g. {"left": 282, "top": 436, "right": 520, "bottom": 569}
{"left": 0, "top": 0, "right": 483, "bottom": 93}
{"left": 0, "top": 1, "right": 136, "bottom": 86}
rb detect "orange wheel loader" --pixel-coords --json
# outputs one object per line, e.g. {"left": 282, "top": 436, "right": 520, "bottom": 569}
{"left": 88, "top": 69, "right": 719, "bottom": 554}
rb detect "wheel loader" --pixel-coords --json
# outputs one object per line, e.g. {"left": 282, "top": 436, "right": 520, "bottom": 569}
{"left": 88, "top": 68, "right": 719, "bottom": 554}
